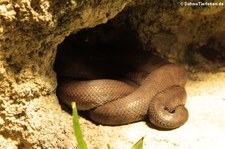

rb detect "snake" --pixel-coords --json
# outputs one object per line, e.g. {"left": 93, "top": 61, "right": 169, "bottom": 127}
{"left": 55, "top": 46, "right": 189, "bottom": 129}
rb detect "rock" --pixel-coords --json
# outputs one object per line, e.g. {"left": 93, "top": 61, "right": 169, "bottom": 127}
{"left": 0, "top": 0, "right": 131, "bottom": 148}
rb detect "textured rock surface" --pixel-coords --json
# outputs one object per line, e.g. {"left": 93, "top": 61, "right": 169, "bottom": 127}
{"left": 0, "top": 0, "right": 225, "bottom": 148}
{"left": 0, "top": 0, "right": 131, "bottom": 148}
{"left": 114, "top": 0, "right": 225, "bottom": 69}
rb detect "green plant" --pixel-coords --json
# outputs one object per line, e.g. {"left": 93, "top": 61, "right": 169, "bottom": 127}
{"left": 72, "top": 102, "right": 88, "bottom": 149}
{"left": 71, "top": 102, "right": 144, "bottom": 149}
{"left": 132, "top": 137, "right": 144, "bottom": 149}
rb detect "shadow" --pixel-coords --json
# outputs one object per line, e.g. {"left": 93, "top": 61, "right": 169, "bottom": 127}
{"left": 54, "top": 19, "right": 170, "bottom": 130}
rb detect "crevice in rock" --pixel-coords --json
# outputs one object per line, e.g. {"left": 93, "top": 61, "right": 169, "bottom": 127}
{"left": 185, "top": 31, "right": 225, "bottom": 72}
{"left": 54, "top": 19, "right": 144, "bottom": 110}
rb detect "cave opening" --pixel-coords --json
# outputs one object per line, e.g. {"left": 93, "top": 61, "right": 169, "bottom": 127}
{"left": 53, "top": 20, "right": 149, "bottom": 112}
{"left": 54, "top": 17, "right": 225, "bottom": 113}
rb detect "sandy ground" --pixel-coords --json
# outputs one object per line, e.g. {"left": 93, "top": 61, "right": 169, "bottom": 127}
{"left": 79, "top": 71, "right": 225, "bottom": 149}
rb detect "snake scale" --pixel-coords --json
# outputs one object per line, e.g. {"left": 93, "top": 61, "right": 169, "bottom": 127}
{"left": 55, "top": 40, "right": 189, "bottom": 129}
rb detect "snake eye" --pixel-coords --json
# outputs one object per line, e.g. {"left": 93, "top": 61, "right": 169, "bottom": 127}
{"left": 164, "top": 107, "right": 175, "bottom": 113}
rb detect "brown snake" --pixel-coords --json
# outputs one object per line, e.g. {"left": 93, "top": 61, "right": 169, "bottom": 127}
{"left": 55, "top": 46, "right": 189, "bottom": 129}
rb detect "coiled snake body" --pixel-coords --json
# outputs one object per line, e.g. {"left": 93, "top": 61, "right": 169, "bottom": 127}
{"left": 55, "top": 49, "right": 189, "bottom": 129}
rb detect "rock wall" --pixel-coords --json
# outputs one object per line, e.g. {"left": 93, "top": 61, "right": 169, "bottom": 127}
{"left": 0, "top": 0, "right": 131, "bottom": 148}
{"left": 113, "top": 0, "right": 225, "bottom": 70}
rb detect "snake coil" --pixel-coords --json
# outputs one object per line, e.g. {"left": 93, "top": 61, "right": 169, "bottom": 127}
{"left": 55, "top": 50, "right": 189, "bottom": 129}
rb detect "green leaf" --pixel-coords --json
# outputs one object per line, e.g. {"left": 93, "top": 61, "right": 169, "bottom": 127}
{"left": 72, "top": 102, "right": 88, "bottom": 149}
{"left": 132, "top": 137, "right": 144, "bottom": 149}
